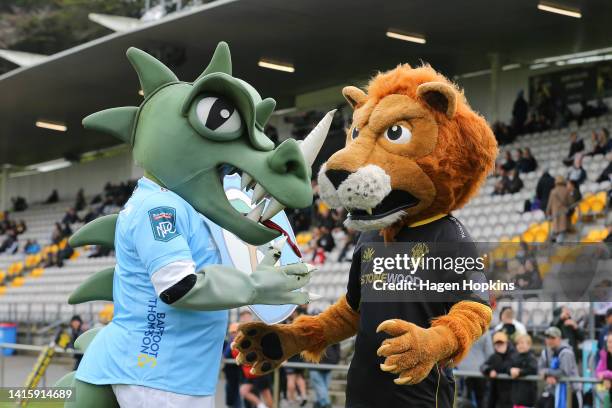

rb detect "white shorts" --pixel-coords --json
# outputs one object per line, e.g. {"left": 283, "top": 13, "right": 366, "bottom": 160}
{"left": 112, "top": 384, "right": 215, "bottom": 408}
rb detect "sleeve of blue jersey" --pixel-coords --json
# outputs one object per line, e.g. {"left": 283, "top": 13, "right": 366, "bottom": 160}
{"left": 131, "top": 192, "right": 194, "bottom": 278}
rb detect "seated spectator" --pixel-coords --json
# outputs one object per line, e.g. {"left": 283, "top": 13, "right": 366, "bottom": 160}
{"left": 45, "top": 189, "right": 59, "bottom": 204}
{"left": 15, "top": 220, "right": 26, "bottom": 234}
{"left": 316, "top": 226, "right": 335, "bottom": 253}
{"left": 62, "top": 208, "right": 81, "bottom": 225}
{"left": 24, "top": 239, "right": 40, "bottom": 254}
{"left": 597, "top": 153, "right": 612, "bottom": 183}
{"left": 552, "top": 306, "right": 584, "bottom": 359}
{"left": 563, "top": 132, "right": 585, "bottom": 166}
{"left": 0, "top": 230, "right": 18, "bottom": 254}
{"left": 567, "top": 154, "right": 587, "bottom": 185}
{"left": 579, "top": 99, "right": 598, "bottom": 124}
{"left": 536, "top": 170, "right": 555, "bottom": 211}
{"left": 494, "top": 306, "right": 527, "bottom": 340}
{"left": 509, "top": 334, "right": 538, "bottom": 408}
{"left": 515, "top": 259, "right": 542, "bottom": 291}
{"left": 82, "top": 207, "right": 99, "bottom": 224}
{"left": 493, "top": 170, "right": 511, "bottom": 195}
{"left": 588, "top": 130, "right": 608, "bottom": 156}
{"left": 51, "top": 223, "right": 65, "bottom": 244}
{"left": 547, "top": 176, "right": 572, "bottom": 242}
{"left": 538, "top": 327, "right": 582, "bottom": 407}
{"left": 500, "top": 151, "right": 516, "bottom": 172}
{"left": 517, "top": 147, "right": 538, "bottom": 173}
{"left": 481, "top": 331, "right": 516, "bottom": 408}
{"left": 75, "top": 188, "right": 86, "bottom": 211}
{"left": 507, "top": 169, "right": 523, "bottom": 194}
{"left": 11, "top": 196, "right": 28, "bottom": 212}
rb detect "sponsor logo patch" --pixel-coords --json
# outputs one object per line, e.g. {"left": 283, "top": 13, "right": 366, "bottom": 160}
{"left": 148, "top": 206, "right": 179, "bottom": 242}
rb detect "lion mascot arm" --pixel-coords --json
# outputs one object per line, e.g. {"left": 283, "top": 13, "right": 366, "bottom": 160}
{"left": 232, "top": 295, "right": 359, "bottom": 375}
{"left": 376, "top": 300, "right": 492, "bottom": 385}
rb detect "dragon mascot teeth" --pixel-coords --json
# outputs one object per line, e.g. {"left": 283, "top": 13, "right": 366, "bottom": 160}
{"left": 233, "top": 64, "right": 499, "bottom": 407}
{"left": 54, "top": 42, "right": 334, "bottom": 407}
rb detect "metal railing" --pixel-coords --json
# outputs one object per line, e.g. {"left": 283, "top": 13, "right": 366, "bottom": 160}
{"left": 0, "top": 342, "right": 606, "bottom": 408}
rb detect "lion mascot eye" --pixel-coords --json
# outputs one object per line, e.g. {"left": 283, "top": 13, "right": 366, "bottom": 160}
{"left": 196, "top": 96, "right": 242, "bottom": 133}
{"left": 384, "top": 124, "right": 411, "bottom": 144}
{"left": 351, "top": 127, "right": 359, "bottom": 140}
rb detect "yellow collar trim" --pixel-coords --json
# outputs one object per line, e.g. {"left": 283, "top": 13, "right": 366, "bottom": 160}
{"left": 408, "top": 213, "right": 448, "bottom": 228}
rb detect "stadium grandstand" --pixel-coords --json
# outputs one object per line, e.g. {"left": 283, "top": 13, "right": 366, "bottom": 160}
{"left": 0, "top": 0, "right": 611, "bottom": 407}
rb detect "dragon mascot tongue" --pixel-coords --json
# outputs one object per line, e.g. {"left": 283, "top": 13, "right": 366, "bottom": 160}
{"left": 233, "top": 64, "right": 498, "bottom": 407}
{"left": 55, "top": 42, "right": 334, "bottom": 407}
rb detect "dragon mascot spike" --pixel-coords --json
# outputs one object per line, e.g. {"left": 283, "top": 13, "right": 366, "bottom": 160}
{"left": 55, "top": 42, "right": 334, "bottom": 407}
{"left": 233, "top": 64, "right": 498, "bottom": 407}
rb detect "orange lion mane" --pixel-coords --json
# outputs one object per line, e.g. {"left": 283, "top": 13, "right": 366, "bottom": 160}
{"left": 364, "top": 64, "right": 498, "bottom": 241}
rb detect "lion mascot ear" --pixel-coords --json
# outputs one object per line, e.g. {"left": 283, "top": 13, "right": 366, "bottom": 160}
{"left": 416, "top": 82, "right": 457, "bottom": 119}
{"left": 342, "top": 86, "right": 367, "bottom": 109}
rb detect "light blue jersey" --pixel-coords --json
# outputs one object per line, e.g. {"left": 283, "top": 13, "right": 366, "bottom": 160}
{"left": 76, "top": 177, "right": 228, "bottom": 396}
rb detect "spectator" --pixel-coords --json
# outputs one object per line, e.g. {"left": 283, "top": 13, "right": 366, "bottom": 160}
{"left": 552, "top": 306, "right": 584, "bottom": 359}
{"left": 512, "top": 90, "right": 528, "bottom": 133}
{"left": 15, "top": 219, "right": 26, "bottom": 234}
{"left": 598, "top": 308, "right": 612, "bottom": 351}
{"left": 538, "top": 326, "right": 582, "bottom": 408}
{"left": 579, "top": 99, "right": 598, "bottom": 124}
{"left": 547, "top": 176, "right": 572, "bottom": 243}
{"left": 481, "top": 331, "right": 516, "bottom": 408}
{"left": 596, "top": 153, "right": 612, "bottom": 183}
{"left": 316, "top": 226, "right": 335, "bottom": 253}
{"left": 75, "top": 188, "right": 86, "bottom": 211}
{"left": 517, "top": 147, "right": 538, "bottom": 173}
{"left": 567, "top": 154, "right": 587, "bottom": 186}
{"left": 507, "top": 169, "right": 523, "bottom": 194}
{"left": 587, "top": 131, "right": 607, "bottom": 157}
{"left": 11, "top": 196, "right": 28, "bottom": 212}
{"left": 457, "top": 331, "right": 494, "bottom": 408}
{"left": 285, "top": 307, "right": 309, "bottom": 406}
{"left": 310, "top": 342, "right": 340, "bottom": 408}
{"left": 493, "top": 306, "right": 527, "bottom": 340}
{"left": 500, "top": 151, "right": 516, "bottom": 172}
{"left": 514, "top": 259, "right": 542, "bottom": 291}
{"left": 0, "top": 230, "right": 18, "bottom": 254}
{"left": 223, "top": 323, "right": 242, "bottom": 408}
{"left": 24, "top": 239, "right": 40, "bottom": 254}
{"left": 62, "top": 208, "right": 81, "bottom": 225}
{"left": 536, "top": 170, "right": 556, "bottom": 211}
{"left": 82, "top": 207, "right": 99, "bottom": 224}
{"left": 596, "top": 334, "right": 612, "bottom": 403}
{"left": 563, "top": 132, "right": 585, "bottom": 166}
{"left": 509, "top": 334, "right": 538, "bottom": 408}
{"left": 68, "top": 315, "right": 84, "bottom": 369}
{"left": 45, "top": 189, "right": 59, "bottom": 204}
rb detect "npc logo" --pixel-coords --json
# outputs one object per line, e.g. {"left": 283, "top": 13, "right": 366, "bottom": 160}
{"left": 148, "top": 206, "right": 180, "bottom": 242}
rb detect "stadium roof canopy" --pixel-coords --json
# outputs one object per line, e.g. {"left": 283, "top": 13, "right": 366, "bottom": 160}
{"left": 1, "top": 0, "right": 611, "bottom": 166}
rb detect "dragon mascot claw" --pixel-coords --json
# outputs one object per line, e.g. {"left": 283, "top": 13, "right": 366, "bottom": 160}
{"left": 56, "top": 42, "right": 334, "bottom": 407}
{"left": 234, "top": 64, "right": 498, "bottom": 407}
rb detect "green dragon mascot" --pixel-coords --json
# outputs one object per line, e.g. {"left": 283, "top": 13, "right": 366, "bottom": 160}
{"left": 55, "top": 42, "right": 334, "bottom": 407}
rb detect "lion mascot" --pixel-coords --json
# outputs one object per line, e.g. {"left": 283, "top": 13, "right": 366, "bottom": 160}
{"left": 233, "top": 64, "right": 498, "bottom": 407}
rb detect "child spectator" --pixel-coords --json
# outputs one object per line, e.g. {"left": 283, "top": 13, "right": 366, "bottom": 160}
{"left": 481, "top": 331, "right": 516, "bottom": 408}
{"left": 509, "top": 334, "right": 538, "bottom": 407}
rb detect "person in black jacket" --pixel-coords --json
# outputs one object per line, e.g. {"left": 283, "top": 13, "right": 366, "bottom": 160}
{"left": 481, "top": 331, "right": 517, "bottom": 408}
{"left": 535, "top": 170, "right": 555, "bottom": 211}
{"left": 510, "top": 334, "right": 538, "bottom": 407}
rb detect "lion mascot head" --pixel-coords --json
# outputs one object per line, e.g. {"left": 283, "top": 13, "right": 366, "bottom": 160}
{"left": 318, "top": 64, "right": 498, "bottom": 240}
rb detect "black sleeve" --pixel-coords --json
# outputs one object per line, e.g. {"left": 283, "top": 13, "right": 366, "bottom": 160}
{"left": 159, "top": 274, "right": 197, "bottom": 304}
{"left": 520, "top": 356, "right": 538, "bottom": 376}
{"left": 346, "top": 245, "right": 361, "bottom": 312}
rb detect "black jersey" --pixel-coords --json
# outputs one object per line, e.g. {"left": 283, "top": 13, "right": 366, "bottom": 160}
{"left": 344, "top": 215, "right": 488, "bottom": 408}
